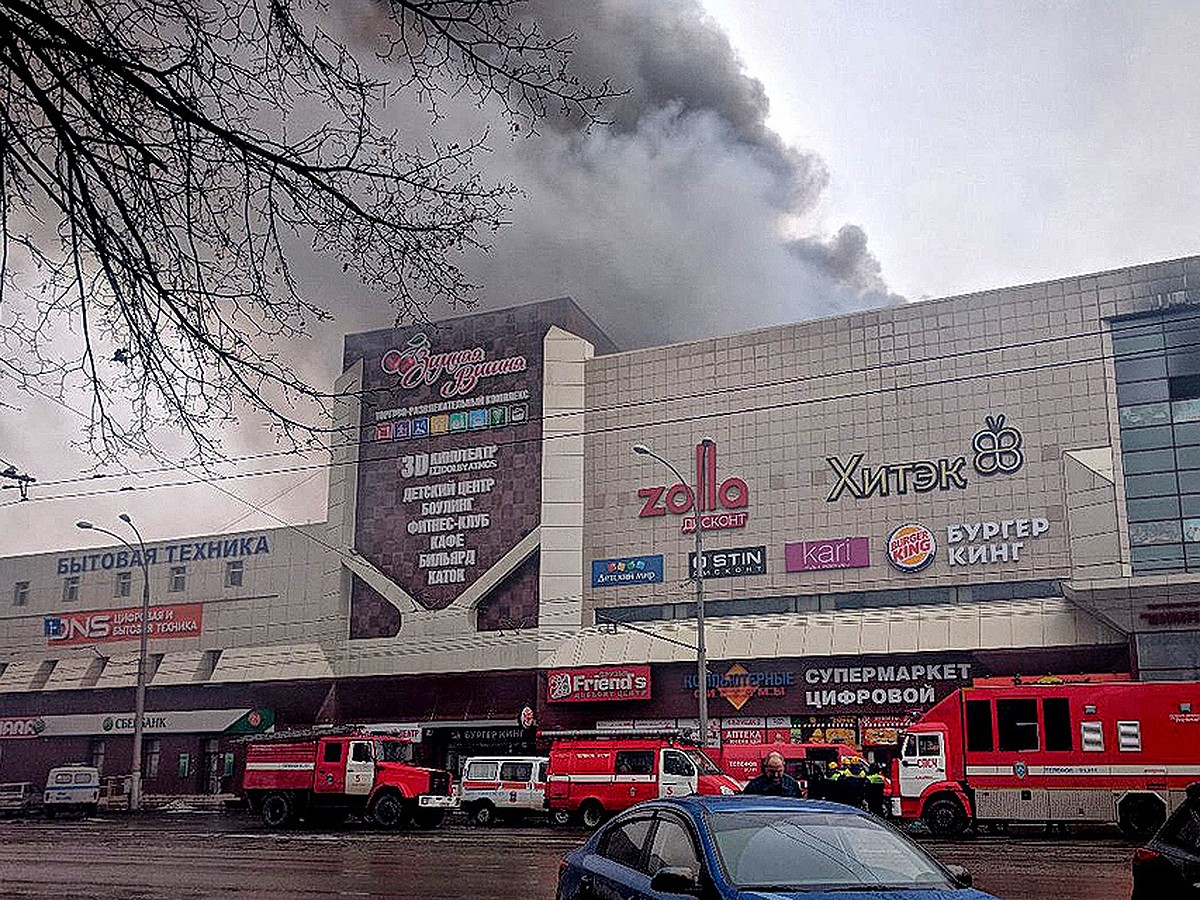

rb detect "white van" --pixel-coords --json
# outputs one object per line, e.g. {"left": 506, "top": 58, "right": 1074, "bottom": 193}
{"left": 44, "top": 765, "right": 101, "bottom": 817}
{"left": 459, "top": 756, "right": 548, "bottom": 826}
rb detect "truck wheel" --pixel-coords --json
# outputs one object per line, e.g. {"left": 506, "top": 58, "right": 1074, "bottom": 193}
{"left": 470, "top": 801, "right": 496, "bottom": 826}
{"left": 371, "top": 793, "right": 406, "bottom": 829}
{"left": 1118, "top": 795, "right": 1166, "bottom": 841}
{"left": 261, "top": 792, "right": 294, "bottom": 828}
{"left": 413, "top": 808, "right": 445, "bottom": 830}
{"left": 923, "top": 797, "right": 968, "bottom": 837}
{"left": 579, "top": 801, "right": 606, "bottom": 831}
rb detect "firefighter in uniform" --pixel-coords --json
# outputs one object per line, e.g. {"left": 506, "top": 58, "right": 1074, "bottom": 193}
{"left": 866, "top": 763, "right": 888, "bottom": 815}
{"left": 840, "top": 758, "right": 868, "bottom": 809}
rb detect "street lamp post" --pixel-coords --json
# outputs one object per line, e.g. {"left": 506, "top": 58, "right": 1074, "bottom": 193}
{"left": 77, "top": 514, "right": 151, "bottom": 811}
{"left": 633, "top": 439, "right": 714, "bottom": 746}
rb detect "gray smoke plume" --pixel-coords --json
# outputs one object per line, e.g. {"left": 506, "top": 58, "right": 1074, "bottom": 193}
{"left": 337, "top": 0, "right": 900, "bottom": 347}
{"left": 457, "top": 0, "right": 899, "bottom": 346}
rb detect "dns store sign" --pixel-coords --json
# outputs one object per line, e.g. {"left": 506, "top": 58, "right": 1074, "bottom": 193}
{"left": 637, "top": 441, "right": 749, "bottom": 533}
{"left": 547, "top": 666, "right": 652, "bottom": 703}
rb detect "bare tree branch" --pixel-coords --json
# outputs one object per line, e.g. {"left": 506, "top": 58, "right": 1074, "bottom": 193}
{"left": 0, "top": 0, "right": 619, "bottom": 462}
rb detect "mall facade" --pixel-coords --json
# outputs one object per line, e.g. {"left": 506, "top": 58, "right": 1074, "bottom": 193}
{"left": 0, "top": 257, "right": 1197, "bottom": 792}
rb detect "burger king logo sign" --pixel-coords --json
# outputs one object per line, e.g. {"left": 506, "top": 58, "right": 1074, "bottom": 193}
{"left": 887, "top": 522, "right": 936, "bottom": 573}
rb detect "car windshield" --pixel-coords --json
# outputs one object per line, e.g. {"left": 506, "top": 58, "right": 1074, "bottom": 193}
{"left": 711, "top": 810, "right": 954, "bottom": 891}
{"left": 374, "top": 741, "right": 411, "bottom": 763}
{"left": 687, "top": 750, "right": 723, "bottom": 775}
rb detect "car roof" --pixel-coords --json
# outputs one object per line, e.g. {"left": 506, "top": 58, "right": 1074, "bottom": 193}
{"left": 639, "top": 795, "right": 874, "bottom": 817}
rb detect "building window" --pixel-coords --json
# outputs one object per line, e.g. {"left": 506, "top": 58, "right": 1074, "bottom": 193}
{"left": 115, "top": 571, "right": 132, "bottom": 599}
{"left": 13, "top": 581, "right": 29, "bottom": 607}
{"left": 169, "top": 566, "right": 187, "bottom": 592}
{"left": 89, "top": 739, "right": 106, "bottom": 774}
{"left": 62, "top": 575, "right": 80, "bottom": 602}
{"left": 1112, "top": 311, "right": 1200, "bottom": 574}
{"left": 225, "top": 560, "right": 244, "bottom": 588}
{"left": 144, "top": 738, "right": 161, "bottom": 780}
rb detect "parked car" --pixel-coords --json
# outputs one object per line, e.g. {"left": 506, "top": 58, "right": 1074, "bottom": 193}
{"left": 44, "top": 765, "right": 101, "bottom": 818}
{"left": 0, "top": 782, "right": 42, "bottom": 818}
{"left": 459, "top": 756, "right": 549, "bottom": 826}
{"left": 556, "top": 795, "right": 996, "bottom": 900}
{"left": 1132, "top": 782, "right": 1200, "bottom": 900}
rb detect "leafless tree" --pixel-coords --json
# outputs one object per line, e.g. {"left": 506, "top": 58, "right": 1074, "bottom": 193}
{"left": 0, "top": 0, "right": 614, "bottom": 460}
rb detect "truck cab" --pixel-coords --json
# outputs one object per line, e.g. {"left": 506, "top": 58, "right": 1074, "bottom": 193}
{"left": 894, "top": 719, "right": 970, "bottom": 834}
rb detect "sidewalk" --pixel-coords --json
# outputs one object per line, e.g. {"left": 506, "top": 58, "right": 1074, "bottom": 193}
{"left": 101, "top": 793, "right": 243, "bottom": 813}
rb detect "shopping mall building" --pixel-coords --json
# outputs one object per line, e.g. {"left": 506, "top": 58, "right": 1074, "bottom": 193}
{"left": 0, "top": 256, "right": 1197, "bottom": 794}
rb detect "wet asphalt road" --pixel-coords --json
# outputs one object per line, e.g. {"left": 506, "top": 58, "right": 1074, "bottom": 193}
{"left": 0, "top": 814, "right": 1135, "bottom": 899}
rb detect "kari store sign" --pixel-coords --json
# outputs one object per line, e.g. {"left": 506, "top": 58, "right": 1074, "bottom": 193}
{"left": 785, "top": 537, "right": 869, "bottom": 572}
{"left": 637, "top": 441, "right": 750, "bottom": 534}
{"left": 547, "top": 666, "right": 652, "bottom": 703}
{"left": 44, "top": 603, "right": 203, "bottom": 646}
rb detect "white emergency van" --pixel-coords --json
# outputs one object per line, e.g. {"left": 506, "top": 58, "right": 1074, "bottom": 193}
{"left": 44, "top": 765, "right": 101, "bottom": 817}
{"left": 459, "top": 756, "right": 548, "bottom": 825}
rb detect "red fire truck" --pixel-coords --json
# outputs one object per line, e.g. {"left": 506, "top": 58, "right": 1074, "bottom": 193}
{"left": 891, "top": 680, "right": 1200, "bottom": 838}
{"left": 545, "top": 732, "right": 742, "bottom": 828}
{"left": 714, "top": 742, "right": 861, "bottom": 784}
{"left": 241, "top": 727, "right": 456, "bottom": 829}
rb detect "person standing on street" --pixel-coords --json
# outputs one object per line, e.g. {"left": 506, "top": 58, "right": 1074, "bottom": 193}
{"left": 742, "top": 751, "right": 801, "bottom": 797}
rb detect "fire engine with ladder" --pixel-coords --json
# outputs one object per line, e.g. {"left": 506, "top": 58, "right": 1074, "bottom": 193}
{"left": 892, "top": 679, "right": 1200, "bottom": 838}
{"left": 241, "top": 726, "right": 456, "bottom": 829}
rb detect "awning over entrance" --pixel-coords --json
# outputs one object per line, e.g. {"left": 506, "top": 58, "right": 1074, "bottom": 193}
{"left": 552, "top": 599, "right": 1120, "bottom": 668}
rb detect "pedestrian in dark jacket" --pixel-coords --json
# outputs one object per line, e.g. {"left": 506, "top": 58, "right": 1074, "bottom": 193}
{"left": 742, "top": 751, "right": 801, "bottom": 797}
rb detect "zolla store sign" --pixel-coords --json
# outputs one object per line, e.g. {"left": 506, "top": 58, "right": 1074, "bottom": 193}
{"left": 0, "top": 708, "right": 273, "bottom": 740}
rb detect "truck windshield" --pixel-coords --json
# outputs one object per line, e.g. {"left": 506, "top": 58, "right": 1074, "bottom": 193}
{"left": 687, "top": 750, "right": 723, "bottom": 775}
{"left": 374, "top": 741, "right": 411, "bottom": 763}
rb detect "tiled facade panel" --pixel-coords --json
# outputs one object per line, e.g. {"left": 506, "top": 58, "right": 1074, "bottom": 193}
{"left": 0, "top": 526, "right": 339, "bottom": 661}
{"left": 582, "top": 258, "right": 1200, "bottom": 620}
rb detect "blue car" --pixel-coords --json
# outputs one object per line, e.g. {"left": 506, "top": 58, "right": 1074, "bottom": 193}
{"left": 556, "top": 796, "right": 998, "bottom": 900}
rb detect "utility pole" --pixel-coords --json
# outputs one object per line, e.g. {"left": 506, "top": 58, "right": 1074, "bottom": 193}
{"left": 634, "top": 439, "right": 715, "bottom": 746}
{"left": 77, "top": 515, "right": 152, "bottom": 811}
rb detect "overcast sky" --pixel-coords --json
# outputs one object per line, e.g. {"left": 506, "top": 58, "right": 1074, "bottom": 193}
{"left": 3, "top": 0, "right": 1198, "bottom": 557}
